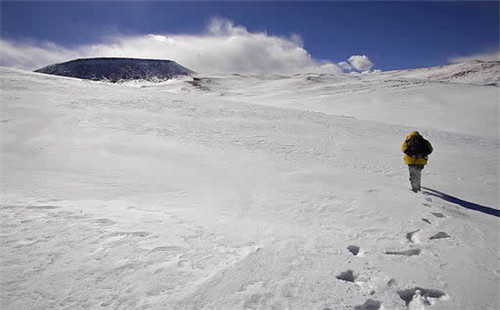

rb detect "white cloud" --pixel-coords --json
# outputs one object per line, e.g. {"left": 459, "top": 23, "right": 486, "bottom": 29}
{"left": 0, "top": 18, "right": 377, "bottom": 75}
{"left": 0, "top": 18, "right": 347, "bottom": 74}
{"left": 347, "top": 55, "right": 374, "bottom": 72}
{"left": 337, "top": 61, "right": 353, "bottom": 71}
{"left": 0, "top": 40, "right": 80, "bottom": 70}
{"left": 206, "top": 18, "right": 249, "bottom": 36}
{"left": 448, "top": 51, "right": 500, "bottom": 64}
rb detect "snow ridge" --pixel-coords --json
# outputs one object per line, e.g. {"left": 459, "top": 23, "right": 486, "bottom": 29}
{"left": 388, "top": 60, "right": 500, "bottom": 86}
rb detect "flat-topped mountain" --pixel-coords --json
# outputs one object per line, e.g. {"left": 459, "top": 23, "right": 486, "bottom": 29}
{"left": 34, "top": 57, "right": 195, "bottom": 82}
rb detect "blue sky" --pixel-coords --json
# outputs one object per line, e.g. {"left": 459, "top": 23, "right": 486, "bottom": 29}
{"left": 1, "top": 1, "right": 499, "bottom": 73}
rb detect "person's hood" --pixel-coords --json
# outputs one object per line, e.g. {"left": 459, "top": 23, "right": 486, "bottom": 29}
{"left": 406, "top": 131, "right": 421, "bottom": 139}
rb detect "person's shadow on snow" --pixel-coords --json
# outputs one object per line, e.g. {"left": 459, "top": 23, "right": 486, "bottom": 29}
{"left": 422, "top": 187, "right": 499, "bottom": 217}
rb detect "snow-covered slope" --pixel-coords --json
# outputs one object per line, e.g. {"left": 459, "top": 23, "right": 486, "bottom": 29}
{"left": 392, "top": 60, "right": 500, "bottom": 86}
{"left": 34, "top": 58, "right": 195, "bottom": 82}
{"left": 191, "top": 63, "right": 499, "bottom": 139}
{"left": 1, "top": 64, "right": 498, "bottom": 310}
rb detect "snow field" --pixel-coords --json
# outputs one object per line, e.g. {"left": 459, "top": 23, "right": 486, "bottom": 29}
{"left": 1, "top": 66, "right": 499, "bottom": 309}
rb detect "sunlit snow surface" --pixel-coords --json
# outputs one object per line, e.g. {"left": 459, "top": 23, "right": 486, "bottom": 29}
{"left": 1, "top": 63, "right": 499, "bottom": 309}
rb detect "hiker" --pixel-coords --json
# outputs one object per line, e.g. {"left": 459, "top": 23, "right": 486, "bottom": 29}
{"left": 401, "top": 131, "right": 433, "bottom": 192}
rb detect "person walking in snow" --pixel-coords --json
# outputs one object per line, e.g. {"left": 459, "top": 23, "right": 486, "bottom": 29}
{"left": 401, "top": 131, "right": 433, "bottom": 192}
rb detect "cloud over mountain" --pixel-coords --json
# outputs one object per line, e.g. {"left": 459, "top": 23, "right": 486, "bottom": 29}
{"left": 0, "top": 18, "right": 372, "bottom": 74}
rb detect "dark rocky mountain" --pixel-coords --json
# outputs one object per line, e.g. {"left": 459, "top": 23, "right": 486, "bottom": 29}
{"left": 34, "top": 58, "right": 195, "bottom": 82}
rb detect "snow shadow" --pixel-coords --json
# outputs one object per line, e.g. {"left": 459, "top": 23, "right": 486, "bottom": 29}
{"left": 336, "top": 270, "right": 356, "bottom": 282}
{"left": 354, "top": 299, "right": 381, "bottom": 310}
{"left": 422, "top": 187, "right": 499, "bottom": 217}
{"left": 347, "top": 245, "right": 360, "bottom": 256}
{"left": 429, "top": 232, "right": 450, "bottom": 240}
{"left": 384, "top": 249, "right": 421, "bottom": 256}
{"left": 397, "top": 287, "right": 446, "bottom": 306}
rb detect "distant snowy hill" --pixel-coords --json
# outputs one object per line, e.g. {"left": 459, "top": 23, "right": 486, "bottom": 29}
{"left": 388, "top": 60, "right": 500, "bottom": 86}
{"left": 189, "top": 61, "right": 498, "bottom": 139}
{"left": 34, "top": 57, "right": 195, "bottom": 82}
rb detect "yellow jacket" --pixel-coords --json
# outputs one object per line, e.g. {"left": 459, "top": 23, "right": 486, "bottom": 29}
{"left": 401, "top": 131, "right": 433, "bottom": 165}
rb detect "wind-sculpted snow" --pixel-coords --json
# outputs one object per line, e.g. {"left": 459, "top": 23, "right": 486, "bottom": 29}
{"left": 0, "top": 66, "right": 499, "bottom": 309}
{"left": 34, "top": 57, "right": 195, "bottom": 82}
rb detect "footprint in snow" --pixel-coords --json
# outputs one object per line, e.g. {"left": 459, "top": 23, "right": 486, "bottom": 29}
{"left": 354, "top": 299, "right": 382, "bottom": 310}
{"left": 387, "top": 278, "right": 397, "bottom": 287}
{"left": 347, "top": 245, "right": 360, "bottom": 256}
{"left": 429, "top": 232, "right": 451, "bottom": 240}
{"left": 336, "top": 270, "right": 356, "bottom": 282}
{"left": 385, "top": 249, "right": 421, "bottom": 256}
{"left": 406, "top": 230, "right": 420, "bottom": 243}
{"left": 397, "top": 287, "right": 447, "bottom": 306}
{"left": 431, "top": 212, "right": 445, "bottom": 218}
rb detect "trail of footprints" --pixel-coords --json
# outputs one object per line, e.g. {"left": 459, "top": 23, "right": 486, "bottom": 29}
{"left": 335, "top": 196, "right": 452, "bottom": 309}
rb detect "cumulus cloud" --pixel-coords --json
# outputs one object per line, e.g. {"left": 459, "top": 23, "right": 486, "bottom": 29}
{"left": 337, "top": 61, "right": 353, "bottom": 71}
{"left": 448, "top": 51, "right": 500, "bottom": 64}
{"left": 0, "top": 18, "right": 374, "bottom": 75}
{"left": 346, "top": 55, "right": 374, "bottom": 71}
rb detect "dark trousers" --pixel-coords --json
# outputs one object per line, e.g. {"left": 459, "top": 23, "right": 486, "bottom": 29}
{"left": 408, "top": 164, "right": 424, "bottom": 192}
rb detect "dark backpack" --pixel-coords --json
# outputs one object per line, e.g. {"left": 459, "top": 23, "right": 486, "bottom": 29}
{"left": 405, "top": 135, "right": 432, "bottom": 157}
